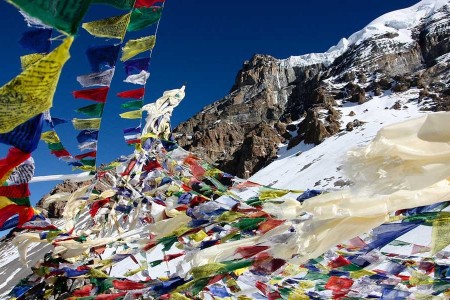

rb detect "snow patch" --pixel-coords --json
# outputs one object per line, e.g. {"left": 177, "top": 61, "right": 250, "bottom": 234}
{"left": 280, "top": 0, "right": 449, "bottom": 68}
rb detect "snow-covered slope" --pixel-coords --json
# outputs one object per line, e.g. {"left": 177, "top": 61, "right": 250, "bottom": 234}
{"left": 280, "top": 0, "right": 450, "bottom": 68}
{"left": 250, "top": 90, "right": 424, "bottom": 190}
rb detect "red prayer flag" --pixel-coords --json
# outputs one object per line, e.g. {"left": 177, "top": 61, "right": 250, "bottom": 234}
{"left": 73, "top": 87, "right": 109, "bottom": 103}
{"left": 117, "top": 88, "right": 145, "bottom": 99}
{"left": 0, "top": 183, "right": 30, "bottom": 198}
{"left": 258, "top": 219, "right": 285, "bottom": 234}
{"left": 72, "top": 285, "right": 93, "bottom": 297}
{"left": 75, "top": 151, "right": 97, "bottom": 160}
{"left": 112, "top": 280, "right": 146, "bottom": 290}
{"left": 94, "top": 292, "right": 127, "bottom": 300}
{"left": 328, "top": 255, "right": 351, "bottom": 269}
{"left": 236, "top": 245, "right": 269, "bottom": 258}
{"left": 51, "top": 149, "right": 71, "bottom": 158}
{"left": 0, "top": 147, "right": 31, "bottom": 180}
{"left": 163, "top": 252, "right": 184, "bottom": 261}
{"left": 0, "top": 204, "right": 34, "bottom": 228}
{"left": 90, "top": 198, "right": 110, "bottom": 217}
{"left": 325, "top": 276, "right": 354, "bottom": 297}
{"left": 134, "top": 0, "right": 165, "bottom": 8}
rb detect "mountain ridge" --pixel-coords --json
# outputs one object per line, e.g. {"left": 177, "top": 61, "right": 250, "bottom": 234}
{"left": 174, "top": 0, "right": 450, "bottom": 179}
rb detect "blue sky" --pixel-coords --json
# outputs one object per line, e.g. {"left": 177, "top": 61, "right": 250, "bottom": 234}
{"left": 0, "top": 0, "right": 418, "bottom": 203}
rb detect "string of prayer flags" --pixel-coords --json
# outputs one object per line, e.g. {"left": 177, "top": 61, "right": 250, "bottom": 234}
{"left": 72, "top": 118, "right": 102, "bottom": 130}
{"left": 0, "top": 37, "right": 73, "bottom": 133}
{"left": 19, "top": 28, "right": 52, "bottom": 53}
{"left": 134, "top": 0, "right": 166, "bottom": 8}
{"left": 6, "top": 0, "right": 92, "bottom": 35}
{"left": 82, "top": 13, "right": 131, "bottom": 40}
{"left": 86, "top": 44, "right": 121, "bottom": 72}
{"left": 76, "top": 69, "right": 115, "bottom": 88}
{"left": 121, "top": 36, "right": 156, "bottom": 61}
{"left": 0, "top": 113, "right": 44, "bottom": 153}
{"left": 73, "top": 87, "right": 110, "bottom": 103}
{"left": 123, "top": 57, "right": 150, "bottom": 76}
{"left": 6, "top": 112, "right": 450, "bottom": 299}
{"left": 76, "top": 103, "right": 105, "bottom": 117}
{"left": 117, "top": 88, "right": 145, "bottom": 99}
{"left": 128, "top": 7, "right": 163, "bottom": 32}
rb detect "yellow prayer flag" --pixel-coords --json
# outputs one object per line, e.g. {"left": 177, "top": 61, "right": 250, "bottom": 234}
{"left": 0, "top": 196, "right": 16, "bottom": 210}
{"left": 20, "top": 53, "right": 46, "bottom": 70}
{"left": 41, "top": 131, "right": 61, "bottom": 144}
{"left": 82, "top": 13, "right": 131, "bottom": 40}
{"left": 119, "top": 109, "right": 142, "bottom": 119}
{"left": 190, "top": 230, "right": 208, "bottom": 242}
{"left": 72, "top": 118, "right": 101, "bottom": 130}
{"left": 431, "top": 219, "right": 450, "bottom": 254}
{"left": 121, "top": 36, "right": 156, "bottom": 61}
{"left": 0, "top": 37, "right": 73, "bottom": 133}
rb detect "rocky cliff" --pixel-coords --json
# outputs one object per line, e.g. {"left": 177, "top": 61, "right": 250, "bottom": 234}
{"left": 174, "top": 2, "right": 450, "bottom": 178}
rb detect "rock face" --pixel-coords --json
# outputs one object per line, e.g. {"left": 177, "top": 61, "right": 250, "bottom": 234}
{"left": 174, "top": 3, "right": 450, "bottom": 177}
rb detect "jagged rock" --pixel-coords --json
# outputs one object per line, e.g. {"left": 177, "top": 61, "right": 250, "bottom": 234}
{"left": 348, "top": 111, "right": 356, "bottom": 117}
{"left": 297, "top": 109, "right": 331, "bottom": 146}
{"left": 378, "top": 78, "right": 393, "bottom": 90}
{"left": 391, "top": 101, "right": 402, "bottom": 110}
{"left": 346, "top": 119, "right": 365, "bottom": 132}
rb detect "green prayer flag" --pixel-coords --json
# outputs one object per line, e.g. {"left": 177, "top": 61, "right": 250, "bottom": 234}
{"left": 159, "top": 235, "right": 178, "bottom": 251}
{"left": 47, "top": 142, "right": 65, "bottom": 151}
{"left": 81, "top": 158, "right": 96, "bottom": 167}
{"left": 128, "top": 7, "right": 163, "bottom": 32}
{"left": 76, "top": 103, "right": 105, "bottom": 117}
{"left": 7, "top": 0, "right": 92, "bottom": 35}
{"left": 91, "top": 0, "right": 134, "bottom": 10}
{"left": 121, "top": 100, "right": 143, "bottom": 110}
{"left": 10, "top": 197, "right": 30, "bottom": 206}
{"left": 231, "top": 218, "right": 266, "bottom": 231}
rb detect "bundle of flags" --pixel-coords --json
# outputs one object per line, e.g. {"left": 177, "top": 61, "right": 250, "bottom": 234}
{"left": 6, "top": 112, "right": 450, "bottom": 299}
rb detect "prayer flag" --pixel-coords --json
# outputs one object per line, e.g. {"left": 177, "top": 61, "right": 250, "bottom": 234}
{"left": 82, "top": 13, "right": 131, "bottom": 40}
{"left": 73, "top": 87, "right": 110, "bottom": 103}
{"left": 121, "top": 36, "right": 156, "bottom": 61}
{"left": 117, "top": 88, "right": 145, "bottom": 99}
{"left": 0, "top": 113, "right": 44, "bottom": 153}
{"left": 0, "top": 37, "right": 72, "bottom": 133}
{"left": 135, "top": 0, "right": 165, "bottom": 8}
{"left": 77, "top": 69, "right": 115, "bottom": 88}
{"left": 123, "top": 57, "right": 150, "bottom": 76}
{"left": 86, "top": 44, "right": 120, "bottom": 72}
{"left": 72, "top": 118, "right": 102, "bottom": 130}
{"left": 7, "top": 0, "right": 91, "bottom": 35}
{"left": 19, "top": 28, "right": 52, "bottom": 53}
{"left": 76, "top": 103, "right": 105, "bottom": 117}
{"left": 128, "top": 7, "right": 163, "bottom": 32}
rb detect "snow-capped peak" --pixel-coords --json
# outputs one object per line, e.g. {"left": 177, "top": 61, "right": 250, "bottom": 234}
{"left": 281, "top": 0, "right": 450, "bottom": 68}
